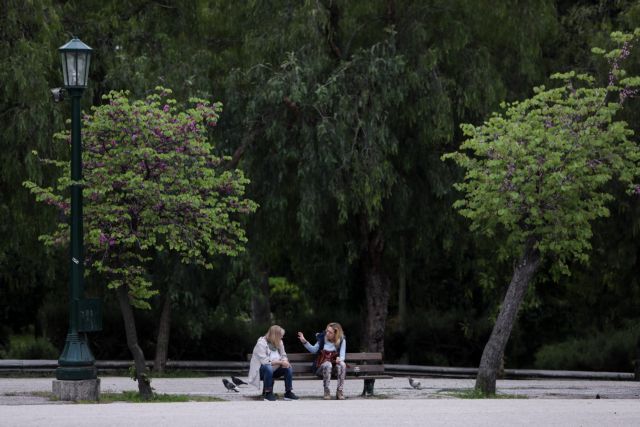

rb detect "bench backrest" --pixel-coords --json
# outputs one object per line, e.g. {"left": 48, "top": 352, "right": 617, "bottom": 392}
{"left": 247, "top": 352, "right": 385, "bottom": 375}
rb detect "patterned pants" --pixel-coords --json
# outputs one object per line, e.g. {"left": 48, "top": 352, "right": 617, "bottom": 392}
{"left": 317, "top": 361, "right": 346, "bottom": 391}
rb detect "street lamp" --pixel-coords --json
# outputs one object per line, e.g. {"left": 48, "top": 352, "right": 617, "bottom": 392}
{"left": 54, "top": 37, "right": 97, "bottom": 386}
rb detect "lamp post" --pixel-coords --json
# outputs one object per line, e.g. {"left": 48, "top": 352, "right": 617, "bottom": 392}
{"left": 55, "top": 37, "right": 97, "bottom": 383}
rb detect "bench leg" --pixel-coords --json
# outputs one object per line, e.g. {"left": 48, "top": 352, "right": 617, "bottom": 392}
{"left": 361, "top": 379, "right": 375, "bottom": 396}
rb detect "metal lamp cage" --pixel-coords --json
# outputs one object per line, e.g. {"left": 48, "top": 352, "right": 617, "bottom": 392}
{"left": 59, "top": 37, "right": 92, "bottom": 88}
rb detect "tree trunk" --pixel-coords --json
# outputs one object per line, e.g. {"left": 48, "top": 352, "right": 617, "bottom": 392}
{"left": 360, "top": 224, "right": 391, "bottom": 396}
{"left": 153, "top": 294, "right": 172, "bottom": 373}
{"left": 634, "top": 333, "right": 640, "bottom": 381}
{"left": 362, "top": 229, "right": 390, "bottom": 353}
{"left": 475, "top": 239, "right": 541, "bottom": 395}
{"left": 396, "top": 242, "right": 409, "bottom": 364}
{"left": 398, "top": 244, "right": 407, "bottom": 333}
{"left": 117, "top": 285, "right": 153, "bottom": 400}
{"left": 251, "top": 269, "right": 271, "bottom": 325}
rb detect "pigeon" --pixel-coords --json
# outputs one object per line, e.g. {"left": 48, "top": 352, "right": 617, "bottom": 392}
{"left": 232, "top": 376, "right": 248, "bottom": 386}
{"left": 409, "top": 378, "right": 422, "bottom": 390}
{"left": 222, "top": 378, "right": 239, "bottom": 392}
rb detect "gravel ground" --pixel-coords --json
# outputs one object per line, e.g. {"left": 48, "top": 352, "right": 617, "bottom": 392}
{"left": 1, "top": 375, "right": 639, "bottom": 404}
{"left": 1, "top": 376, "right": 639, "bottom": 426}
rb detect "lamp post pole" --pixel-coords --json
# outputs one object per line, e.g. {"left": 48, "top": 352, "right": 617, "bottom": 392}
{"left": 54, "top": 37, "right": 97, "bottom": 385}
{"left": 56, "top": 87, "right": 97, "bottom": 381}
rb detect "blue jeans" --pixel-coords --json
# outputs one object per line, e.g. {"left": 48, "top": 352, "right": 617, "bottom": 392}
{"left": 260, "top": 364, "right": 293, "bottom": 392}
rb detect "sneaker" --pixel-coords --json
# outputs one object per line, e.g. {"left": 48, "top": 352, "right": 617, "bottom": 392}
{"left": 263, "top": 391, "right": 277, "bottom": 401}
{"left": 323, "top": 388, "right": 331, "bottom": 400}
{"left": 336, "top": 390, "right": 345, "bottom": 400}
{"left": 284, "top": 391, "right": 299, "bottom": 401}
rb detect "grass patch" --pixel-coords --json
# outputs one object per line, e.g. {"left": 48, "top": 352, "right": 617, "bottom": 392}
{"left": 442, "top": 388, "right": 527, "bottom": 399}
{"left": 32, "top": 391, "right": 57, "bottom": 400}
{"left": 147, "top": 370, "right": 208, "bottom": 378}
{"left": 97, "top": 391, "right": 223, "bottom": 403}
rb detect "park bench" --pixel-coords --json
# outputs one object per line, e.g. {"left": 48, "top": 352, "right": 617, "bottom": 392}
{"left": 247, "top": 352, "right": 391, "bottom": 395}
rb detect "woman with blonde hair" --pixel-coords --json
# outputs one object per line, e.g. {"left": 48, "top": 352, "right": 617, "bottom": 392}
{"left": 248, "top": 325, "right": 298, "bottom": 401}
{"left": 297, "top": 322, "right": 346, "bottom": 400}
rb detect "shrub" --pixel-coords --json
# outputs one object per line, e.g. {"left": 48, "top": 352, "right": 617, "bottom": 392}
{"left": 2, "top": 334, "right": 59, "bottom": 359}
{"left": 534, "top": 322, "right": 640, "bottom": 371}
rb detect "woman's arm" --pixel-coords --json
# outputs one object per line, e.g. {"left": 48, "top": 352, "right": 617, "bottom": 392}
{"left": 279, "top": 341, "right": 287, "bottom": 359}
{"left": 253, "top": 338, "right": 271, "bottom": 365}
{"left": 303, "top": 341, "right": 319, "bottom": 353}
{"left": 337, "top": 338, "right": 346, "bottom": 362}
{"left": 298, "top": 331, "right": 320, "bottom": 353}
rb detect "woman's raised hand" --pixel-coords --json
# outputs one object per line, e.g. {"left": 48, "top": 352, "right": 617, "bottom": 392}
{"left": 297, "top": 332, "right": 307, "bottom": 343}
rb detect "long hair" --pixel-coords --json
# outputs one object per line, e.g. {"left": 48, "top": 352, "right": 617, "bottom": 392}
{"left": 326, "top": 322, "right": 344, "bottom": 346}
{"left": 265, "top": 325, "right": 285, "bottom": 347}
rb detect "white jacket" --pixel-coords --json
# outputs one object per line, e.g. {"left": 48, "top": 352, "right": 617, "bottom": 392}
{"left": 247, "top": 336, "right": 288, "bottom": 389}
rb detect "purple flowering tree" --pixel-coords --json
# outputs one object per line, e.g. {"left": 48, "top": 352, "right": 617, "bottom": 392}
{"left": 25, "top": 88, "right": 256, "bottom": 399}
{"left": 443, "top": 30, "right": 640, "bottom": 395}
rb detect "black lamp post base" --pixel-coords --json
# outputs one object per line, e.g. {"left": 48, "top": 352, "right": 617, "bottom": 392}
{"left": 56, "top": 332, "right": 97, "bottom": 380}
{"left": 56, "top": 365, "right": 98, "bottom": 381}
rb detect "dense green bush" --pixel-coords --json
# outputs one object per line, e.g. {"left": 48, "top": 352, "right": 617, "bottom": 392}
{"left": 269, "top": 277, "right": 312, "bottom": 321}
{"left": 534, "top": 322, "right": 640, "bottom": 371}
{"left": 0, "top": 334, "right": 58, "bottom": 359}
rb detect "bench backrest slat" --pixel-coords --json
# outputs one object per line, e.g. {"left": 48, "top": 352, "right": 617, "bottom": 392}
{"left": 289, "top": 363, "right": 385, "bottom": 372}
{"left": 247, "top": 352, "right": 383, "bottom": 362}
{"left": 344, "top": 352, "right": 383, "bottom": 361}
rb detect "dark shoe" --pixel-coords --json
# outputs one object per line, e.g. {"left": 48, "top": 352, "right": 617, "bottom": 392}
{"left": 284, "top": 391, "right": 299, "bottom": 401}
{"left": 336, "top": 390, "right": 345, "bottom": 400}
{"left": 323, "top": 388, "right": 331, "bottom": 400}
{"left": 263, "top": 391, "right": 277, "bottom": 401}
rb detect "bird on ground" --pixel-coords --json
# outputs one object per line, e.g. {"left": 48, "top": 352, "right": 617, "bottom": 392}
{"left": 222, "top": 378, "right": 239, "bottom": 392}
{"left": 232, "top": 376, "right": 248, "bottom": 386}
{"left": 409, "top": 378, "right": 422, "bottom": 390}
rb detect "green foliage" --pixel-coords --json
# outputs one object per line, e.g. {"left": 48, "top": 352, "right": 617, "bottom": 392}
{"left": 534, "top": 321, "right": 640, "bottom": 371}
{"left": 171, "top": 313, "right": 257, "bottom": 361}
{"left": 128, "top": 364, "right": 151, "bottom": 386}
{"left": 3, "top": 0, "right": 640, "bottom": 370}
{"left": 24, "top": 88, "right": 257, "bottom": 307}
{"left": 217, "top": 0, "right": 563, "bottom": 313}
{"left": 444, "top": 389, "right": 526, "bottom": 399}
{"left": 443, "top": 30, "right": 640, "bottom": 277}
{"left": 269, "top": 276, "right": 312, "bottom": 320}
{"left": 0, "top": 0, "right": 67, "bottom": 337}
{"left": 233, "top": 37, "right": 407, "bottom": 238}
{"left": 0, "top": 334, "right": 58, "bottom": 359}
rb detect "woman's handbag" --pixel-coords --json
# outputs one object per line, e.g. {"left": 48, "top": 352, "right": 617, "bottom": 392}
{"left": 316, "top": 349, "right": 338, "bottom": 366}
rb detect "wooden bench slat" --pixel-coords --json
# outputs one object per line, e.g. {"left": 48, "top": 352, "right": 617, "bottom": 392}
{"left": 281, "top": 354, "right": 314, "bottom": 362}
{"left": 289, "top": 363, "right": 385, "bottom": 372}
{"left": 285, "top": 353, "right": 383, "bottom": 361}
{"left": 248, "top": 352, "right": 384, "bottom": 363}
{"left": 286, "top": 374, "right": 392, "bottom": 380}
{"left": 344, "top": 353, "right": 384, "bottom": 360}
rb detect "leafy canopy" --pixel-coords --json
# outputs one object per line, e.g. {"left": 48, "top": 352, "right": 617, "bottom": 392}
{"left": 24, "top": 88, "right": 257, "bottom": 307}
{"left": 443, "top": 30, "right": 640, "bottom": 277}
